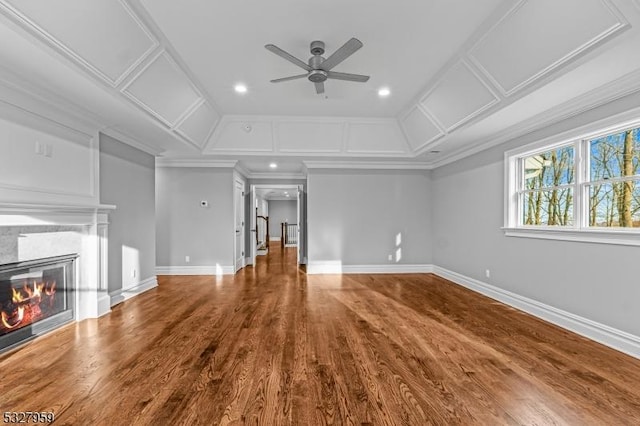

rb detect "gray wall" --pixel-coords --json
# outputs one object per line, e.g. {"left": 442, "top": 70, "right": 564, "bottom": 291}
{"left": 268, "top": 200, "right": 297, "bottom": 237}
{"left": 308, "top": 170, "right": 432, "bottom": 265}
{"left": 431, "top": 90, "right": 640, "bottom": 337}
{"left": 156, "top": 167, "right": 234, "bottom": 268}
{"left": 99, "top": 133, "right": 156, "bottom": 293}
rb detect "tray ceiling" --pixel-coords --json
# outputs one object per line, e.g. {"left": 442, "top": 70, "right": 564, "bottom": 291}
{"left": 0, "top": 0, "right": 639, "bottom": 170}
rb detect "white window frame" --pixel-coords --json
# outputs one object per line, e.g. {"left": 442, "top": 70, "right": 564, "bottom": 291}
{"left": 504, "top": 113, "right": 640, "bottom": 247}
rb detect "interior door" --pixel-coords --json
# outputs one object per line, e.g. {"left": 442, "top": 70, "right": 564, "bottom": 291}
{"left": 234, "top": 178, "right": 245, "bottom": 272}
{"left": 250, "top": 186, "right": 257, "bottom": 266}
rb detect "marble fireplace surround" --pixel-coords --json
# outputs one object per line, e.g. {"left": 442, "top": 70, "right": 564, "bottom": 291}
{"left": 0, "top": 202, "right": 114, "bottom": 321}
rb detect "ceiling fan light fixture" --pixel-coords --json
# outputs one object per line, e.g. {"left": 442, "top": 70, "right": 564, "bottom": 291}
{"left": 269, "top": 162, "right": 278, "bottom": 169}
{"left": 378, "top": 87, "right": 391, "bottom": 97}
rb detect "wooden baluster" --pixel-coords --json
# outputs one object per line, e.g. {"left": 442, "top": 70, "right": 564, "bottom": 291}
{"left": 281, "top": 223, "right": 284, "bottom": 248}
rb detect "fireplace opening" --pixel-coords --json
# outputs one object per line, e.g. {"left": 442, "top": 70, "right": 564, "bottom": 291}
{"left": 0, "top": 254, "right": 77, "bottom": 352}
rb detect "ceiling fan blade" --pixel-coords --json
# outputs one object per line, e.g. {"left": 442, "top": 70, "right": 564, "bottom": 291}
{"left": 265, "top": 44, "right": 311, "bottom": 71}
{"left": 320, "top": 38, "right": 363, "bottom": 71}
{"left": 326, "top": 71, "right": 370, "bottom": 82}
{"left": 270, "top": 74, "right": 308, "bottom": 83}
{"left": 315, "top": 82, "right": 325, "bottom": 94}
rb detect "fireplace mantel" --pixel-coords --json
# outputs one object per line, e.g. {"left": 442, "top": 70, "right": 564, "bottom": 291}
{"left": 0, "top": 202, "right": 115, "bottom": 226}
{"left": 0, "top": 201, "right": 115, "bottom": 320}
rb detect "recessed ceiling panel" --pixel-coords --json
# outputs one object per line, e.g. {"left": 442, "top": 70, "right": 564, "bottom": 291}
{"left": 0, "top": 0, "right": 157, "bottom": 85}
{"left": 123, "top": 51, "right": 201, "bottom": 126}
{"left": 138, "top": 0, "right": 504, "bottom": 117}
{"left": 209, "top": 120, "right": 273, "bottom": 152}
{"left": 277, "top": 121, "right": 343, "bottom": 153}
{"left": 400, "top": 107, "right": 444, "bottom": 152}
{"left": 346, "top": 122, "right": 408, "bottom": 154}
{"left": 420, "top": 61, "right": 498, "bottom": 131}
{"left": 469, "top": 0, "right": 626, "bottom": 95}
{"left": 175, "top": 101, "right": 219, "bottom": 148}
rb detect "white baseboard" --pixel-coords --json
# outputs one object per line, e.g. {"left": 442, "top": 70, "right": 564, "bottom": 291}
{"left": 284, "top": 243, "right": 298, "bottom": 247}
{"left": 155, "top": 265, "right": 235, "bottom": 276}
{"left": 245, "top": 257, "right": 253, "bottom": 266}
{"left": 433, "top": 266, "right": 640, "bottom": 360}
{"left": 97, "top": 293, "right": 112, "bottom": 317}
{"left": 109, "top": 276, "right": 158, "bottom": 307}
{"left": 270, "top": 237, "right": 281, "bottom": 241}
{"left": 307, "top": 262, "right": 434, "bottom": 275}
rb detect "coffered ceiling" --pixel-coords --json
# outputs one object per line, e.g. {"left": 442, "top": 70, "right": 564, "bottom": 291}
{"left": 1, "top": 0, "right": 640, "bottom": 173}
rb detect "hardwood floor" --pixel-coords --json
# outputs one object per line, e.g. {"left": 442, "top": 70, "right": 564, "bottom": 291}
{"left": 1, "top": 246, "right": 640, "bottom": 425}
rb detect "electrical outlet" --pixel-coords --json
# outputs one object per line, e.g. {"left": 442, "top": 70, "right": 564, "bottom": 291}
{"left": 44, "top": 144, "right": 53, "bottom": 158}
{"left": 388, "top": 254, "right": 393, "bottom": 261}
{"left": 485, "top": 269, "right": 491, "bottom": 278}
{"left": 185, "top": 255, "right": 190, "bottom": 263}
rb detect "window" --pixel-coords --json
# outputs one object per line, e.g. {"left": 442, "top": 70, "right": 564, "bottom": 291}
{"left": 505, "top": 118, "right": 640, "bottom": 246}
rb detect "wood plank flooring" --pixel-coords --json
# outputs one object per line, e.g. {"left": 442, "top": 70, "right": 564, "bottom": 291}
{"left": 1, "top": 245, "right": 640, "bottom": 425}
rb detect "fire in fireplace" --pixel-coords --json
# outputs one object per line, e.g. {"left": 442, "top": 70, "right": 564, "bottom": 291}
{"left": 0, "top": 254, "right": 76, "bottom": 352}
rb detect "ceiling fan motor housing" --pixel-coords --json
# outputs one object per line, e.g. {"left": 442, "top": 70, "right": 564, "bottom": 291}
{"left": 310, "top": 40, "right": 325, "bottom": 55}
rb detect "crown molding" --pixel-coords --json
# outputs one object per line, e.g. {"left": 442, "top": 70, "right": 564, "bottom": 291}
{"left": 246, "top": 172, "right": 307, "bottom": 180}
{"left": 233, "top": 162, "right": 251, "bottom": 179}
{"left": 430, "top": 67, "right": 640, "bottom": 169}
{"left": 155, "top": 158, "right": 237, "bottom": 168}
{"left": 303, "top": 160, "right": 432, "bottom": 170}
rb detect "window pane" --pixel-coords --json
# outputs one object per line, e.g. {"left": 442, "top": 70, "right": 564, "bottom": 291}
{"left": 523, "top": 145, "right": 574, "bottom": 189}
{"left": 522, "top": 188, "right": 573, "bottom": 226}
{"left": 590, "top": 127, "right": 640, "bottom": 181}
{"left": 588, "top": 180, "right": 640, "bottom": 227}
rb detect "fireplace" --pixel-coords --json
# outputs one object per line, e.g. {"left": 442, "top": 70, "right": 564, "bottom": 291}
{"left": 0, "top": 254, "right": 77, "bottom": 352}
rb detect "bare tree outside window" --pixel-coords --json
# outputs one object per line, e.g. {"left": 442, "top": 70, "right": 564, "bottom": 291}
{"left": 522, "top": 146, "right": 574, "bottom": 226}
{"left": 588, "top": 127, "right": 640, "bottom": 228}
{"left": 517, "top": 126, "right": 640, "bottom": 228}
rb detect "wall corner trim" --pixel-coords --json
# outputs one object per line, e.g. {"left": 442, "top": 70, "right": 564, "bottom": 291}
{"left": 432, "top": 266, "right": 640, "bottom": 360}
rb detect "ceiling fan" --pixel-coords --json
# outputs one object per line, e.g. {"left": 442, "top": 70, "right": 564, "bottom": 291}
{"left": 265, "top": 38, "right": 370, "bottom": 94}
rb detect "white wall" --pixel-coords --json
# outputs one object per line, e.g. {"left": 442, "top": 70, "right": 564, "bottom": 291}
{"left": 431, "top": 90, "right": 640, "bottom": 340}
{"left": 155, "top": 167, "right": 235, "bottom": 271}
{"left": 99, "top": 133, "right": 156, "bottom": 295}
{"left": 268, "top": 200, "right": 296, "bottom": 238}
{"left": 307, "top": 170, "right": 432, "bottom": 271}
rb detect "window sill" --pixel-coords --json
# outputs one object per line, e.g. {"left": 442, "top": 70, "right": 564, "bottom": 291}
{"left": 502, "top": 227, "right": 640, "bottom": 247}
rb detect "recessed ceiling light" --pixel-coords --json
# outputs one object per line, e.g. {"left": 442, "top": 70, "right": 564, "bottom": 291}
{"left": 234, "top": 83, "right": 248, "bottom": 94}
{"left": 269, "top": 163, "right": 278, "bottom": 169}
{"left": 378, "top": 87, "right": 391, "bottom": 97}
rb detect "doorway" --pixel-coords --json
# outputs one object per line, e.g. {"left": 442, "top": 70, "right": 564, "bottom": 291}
{"left": 250, "top": 184, "right": 304, "bottom": 267}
